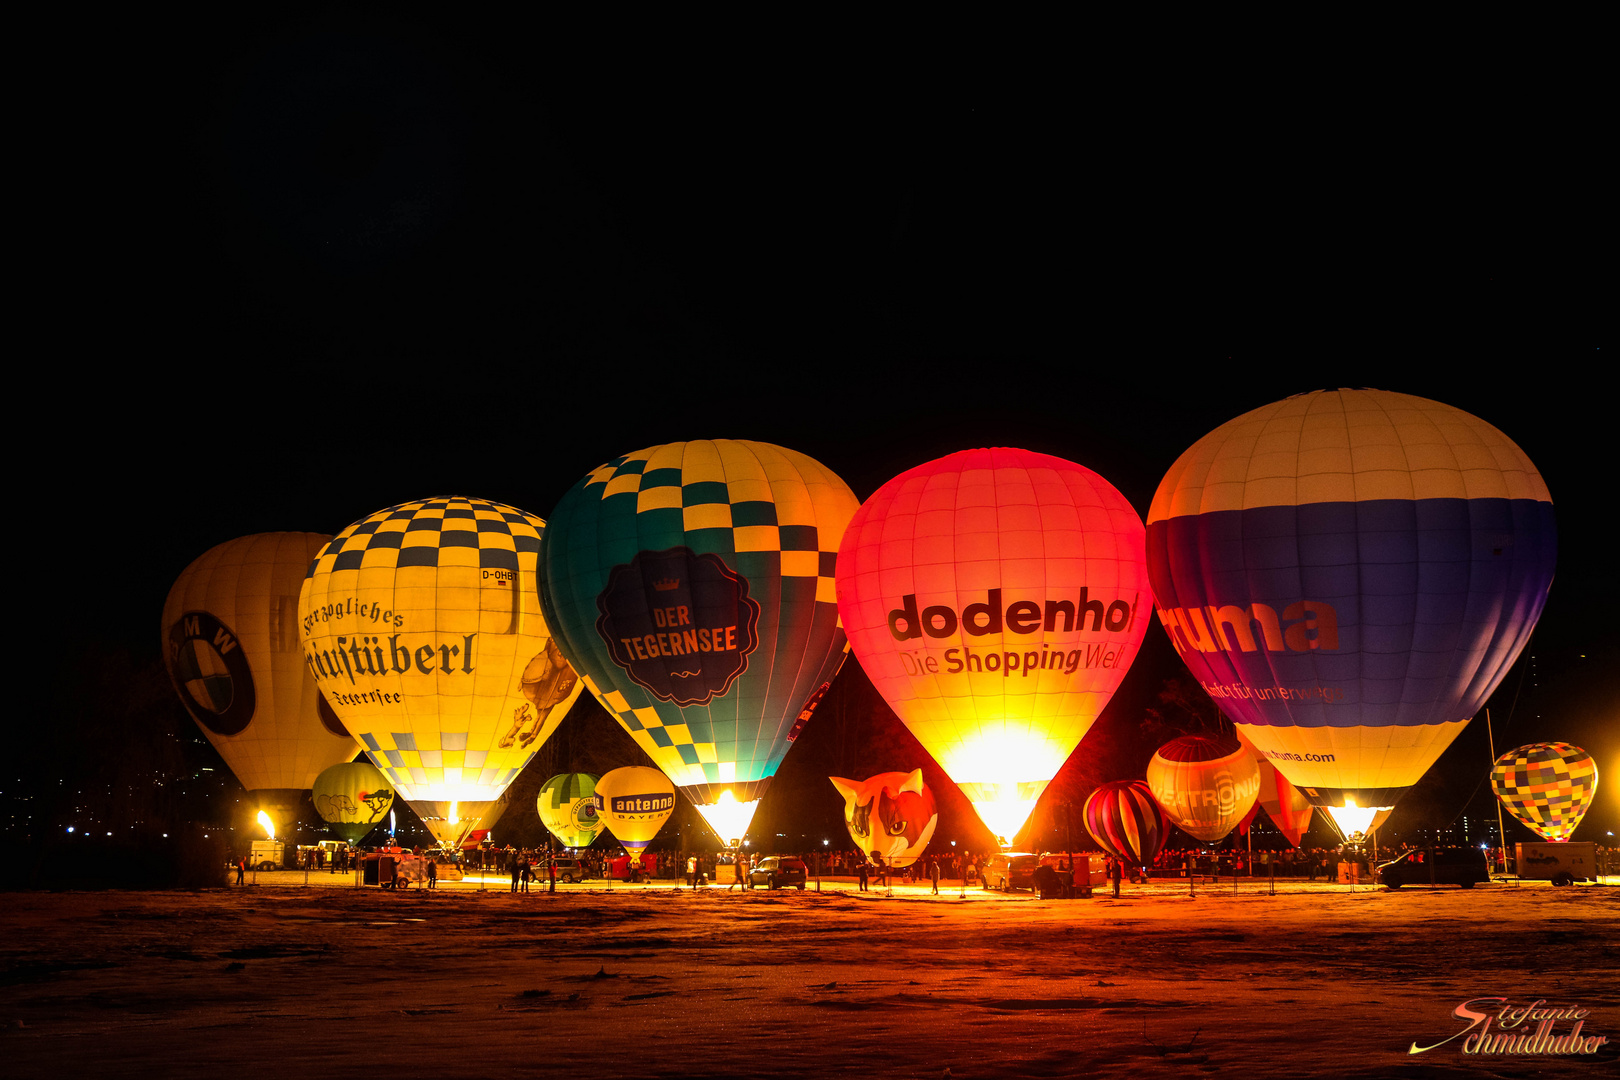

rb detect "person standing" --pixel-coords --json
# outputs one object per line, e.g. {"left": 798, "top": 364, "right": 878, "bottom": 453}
{"left": 687, "top": 854, "right": 698, "bottom": 888}
{"left": 427, "top": 857, "right": 437, "bottom": 889}
{"left": 235, "top": 856, "right": 246, "bottom": 886}
{"left": 928, "top": 858, "right": 941, "bottom": 895}
{"left": 1108, "top": 856, "right": 1123, "bottom": 898}
{"left": 872, "top": 851, "right": 889, "bottom": 889}
{"left": 857, "top": 859, "right": 870, "bottom": 892}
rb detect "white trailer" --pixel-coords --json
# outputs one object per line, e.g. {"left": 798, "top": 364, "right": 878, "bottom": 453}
{"left": 1515, "top": 841, "right": 1597, "bottom": 885}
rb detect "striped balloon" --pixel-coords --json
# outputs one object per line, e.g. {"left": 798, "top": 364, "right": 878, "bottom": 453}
{"left": 1492, "top": 742, "right": 1599, "bottom": 842}
{"left": 1147, "top": 390, "right": 1556, "bottom": 835}
{"left": 1084, "top": 780, "right": 1171, "bottom": 867}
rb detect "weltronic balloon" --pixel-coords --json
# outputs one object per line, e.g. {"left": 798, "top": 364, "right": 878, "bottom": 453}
{"left": 298, "top": 497, "right": 585, "bottom": 847}
{"left": 540, "top": 440, "right": 859, "bottom": 847}
{"left": 594, "top": 766, "right": 675, "bottom": 864}
{"left": 829, "top": 770, "right": 939, "bottom": 868}
{"left": 538, "top": 772, "right": 602, "bottom": 849}
{"left": 163, "top": 533, "right": 358, "bottom": 825}
{"left": 1083, "top": 780, "right": 1171, "bottom": 868}
{"left": 1492, "top": 742, "right": 1599, "bottom": 842}
{"left": 312, "top": 760, "right": 394, "bottom": 843}
{"left": 836, "top": 447, "right": 1152, "bottom": 846}
{"left": 1146, "top": 735, "right": 1260, "bottom": 844}
{"left": 1146, "top": 390, "right": 1556, "bottom": 839}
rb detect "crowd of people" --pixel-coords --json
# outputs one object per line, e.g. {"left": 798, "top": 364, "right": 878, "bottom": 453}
{"left": 245, "top": 840, "right": 1620, "bottom": 891}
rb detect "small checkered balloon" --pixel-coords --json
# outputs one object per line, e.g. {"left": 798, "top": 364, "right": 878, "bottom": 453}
{"left": 1492, "top": 742, "right": 1599, "bottom": 842}
{"left": 298, "top": 496, "right": 584, "bottom": 846}
{"left": 540, "top": 440, "right": 859, "bottom": 842}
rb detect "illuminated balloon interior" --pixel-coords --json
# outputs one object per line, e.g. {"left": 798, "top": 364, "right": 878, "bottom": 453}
{"left": 836, "top": 448, "right": 1152, "bottom": 848}
{"left": 694, "top": 789, "right": 757, "bottom": 849}
{"left": 1322, "top": 797, "right": 1388, "bottom": 842}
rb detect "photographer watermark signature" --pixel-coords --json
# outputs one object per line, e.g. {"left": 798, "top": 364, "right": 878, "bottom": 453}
{"left": 1411, "top": 998, "right": 1609, "bottom": 1058}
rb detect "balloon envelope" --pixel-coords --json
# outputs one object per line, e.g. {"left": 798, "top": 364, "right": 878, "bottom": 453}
{"left": 829, "top": 770, "right": 939, "bottom": 868}
{"left": 298, "top": 496, "right": 584, "bottom": 846}
{"left": 312, "top": 760, "right": 395, "bottom": 843}
{"left": 538, "top": 772, "right": 602, "bottom": 849}
{"left": 836, "top": 447, "right": 1151, "bottom": 845}
{"left": 541, "top": 440, "right": 859, "bottom": 846}
{"left": 1492, "top": 742, "right": 1599, "bottom": 842}
{"left": 1146, "top": 735, "right": 1260, "bottom": 844}
{"left": 163, "top": 533, "right": 359, "bottom": 822}
{"left": 594, "top": 766, "right": 675, "bottom": 863}
{"left": 1145, "top": 390, "right": 1556, "bottom": 838}
{"left": 1084, "top": 780, "right": 1171, "bottom": 868}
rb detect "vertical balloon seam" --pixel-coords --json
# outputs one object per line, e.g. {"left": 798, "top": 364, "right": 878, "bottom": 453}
{"left": 755, "top": 444, "right": 820, "bottom": 767}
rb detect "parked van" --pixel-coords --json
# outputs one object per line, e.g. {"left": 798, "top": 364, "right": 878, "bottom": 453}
{"left": 982, "top": 852, "right": 1041, "bottom": 892}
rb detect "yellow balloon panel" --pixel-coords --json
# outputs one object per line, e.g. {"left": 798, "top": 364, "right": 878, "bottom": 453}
{"left": 162, "top": 533, "right": 360, "bottom": 793}
{"left": 297, "top": 497, "right": 584, "bottom": 805}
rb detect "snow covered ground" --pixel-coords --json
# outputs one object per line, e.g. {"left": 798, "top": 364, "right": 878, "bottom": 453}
{"left": 2, "top": 877, "right": 1615, "bottom": 1078}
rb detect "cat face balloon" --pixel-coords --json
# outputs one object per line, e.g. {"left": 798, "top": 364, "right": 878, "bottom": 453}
{"left": 830, "top": 770, "right": 939, "bottom": 867}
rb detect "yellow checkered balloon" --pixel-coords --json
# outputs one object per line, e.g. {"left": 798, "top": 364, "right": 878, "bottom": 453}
{"left": 299, "top": 496, "right": 583, "bottom": 845}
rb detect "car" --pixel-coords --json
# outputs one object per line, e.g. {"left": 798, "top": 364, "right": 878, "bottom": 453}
{"left": 749, "top": 856, "right": 807, "bottom": 890}
{"left": 1377, "top": 847, "right": 1489, "bottom": 889}
{"left": 546, "top": 856, "right": 588, "bottom": 883}
{"left": 981, "top": 852, "right": 1041, "bottom": 892}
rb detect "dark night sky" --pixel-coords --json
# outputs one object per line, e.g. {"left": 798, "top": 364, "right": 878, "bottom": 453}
{"left": 32, "top": 10, "right": 1612, "bottom": 842}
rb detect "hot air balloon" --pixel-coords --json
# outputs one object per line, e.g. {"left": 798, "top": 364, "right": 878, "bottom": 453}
{"left": 1492, "top": 742, "right": 1599, "bottom": 842}
{"left": 1083, "top": 780, "right": 1171, "bottom": 869}
{"left": 1146, "top": 734, "right": 1260, "bottom": 844}
{"left": 1146, "top": 390, "right": 1557, "bottom": 840}
{"left": 298, "top": 497, "right": 585, "bottom": 847}
{"left": 163, "top": 533, "right": 359, "bottom": 830}
{"left": 312, "top": 760, "right": 394, "bottom": 843}
{"left": 1252, "top": 756, "right": 1315, "bottom": 848}
{"left": 540, "top": 440, "right": 859, "bottom": 847}
{"left": 835, "top": 447, "right": 1152, "bottom": 846}
{"left": 538, "top": 772, "right": 602, "bottom": 849}
{"left": 829, "top": 770, "right": 939, "bottom": 868}
{"left": 594, "top": 766, "right": 675, "bottom": 865}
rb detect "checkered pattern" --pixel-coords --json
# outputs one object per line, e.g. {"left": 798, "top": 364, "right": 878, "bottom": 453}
{"left": 299, "top": 495, "right": 583, "bottom": 805}
{"left": 585, "top": 443, "right": 841, "bottom": 606}
{"left": 586, "top": 676, "right": 722, "bottom": 789}
{"left": 1492, "top": 742, "right": 1599, "bottom": 842}
{"left": 307, "top": 497, "right": 543, "bottom": 577}
{"left": 543, "top": 441, "right": 859, "bottom": 805}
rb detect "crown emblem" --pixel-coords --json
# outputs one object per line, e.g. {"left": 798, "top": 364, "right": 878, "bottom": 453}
{"left": 653, "top": 577, "right": 680, "bottom": 591}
